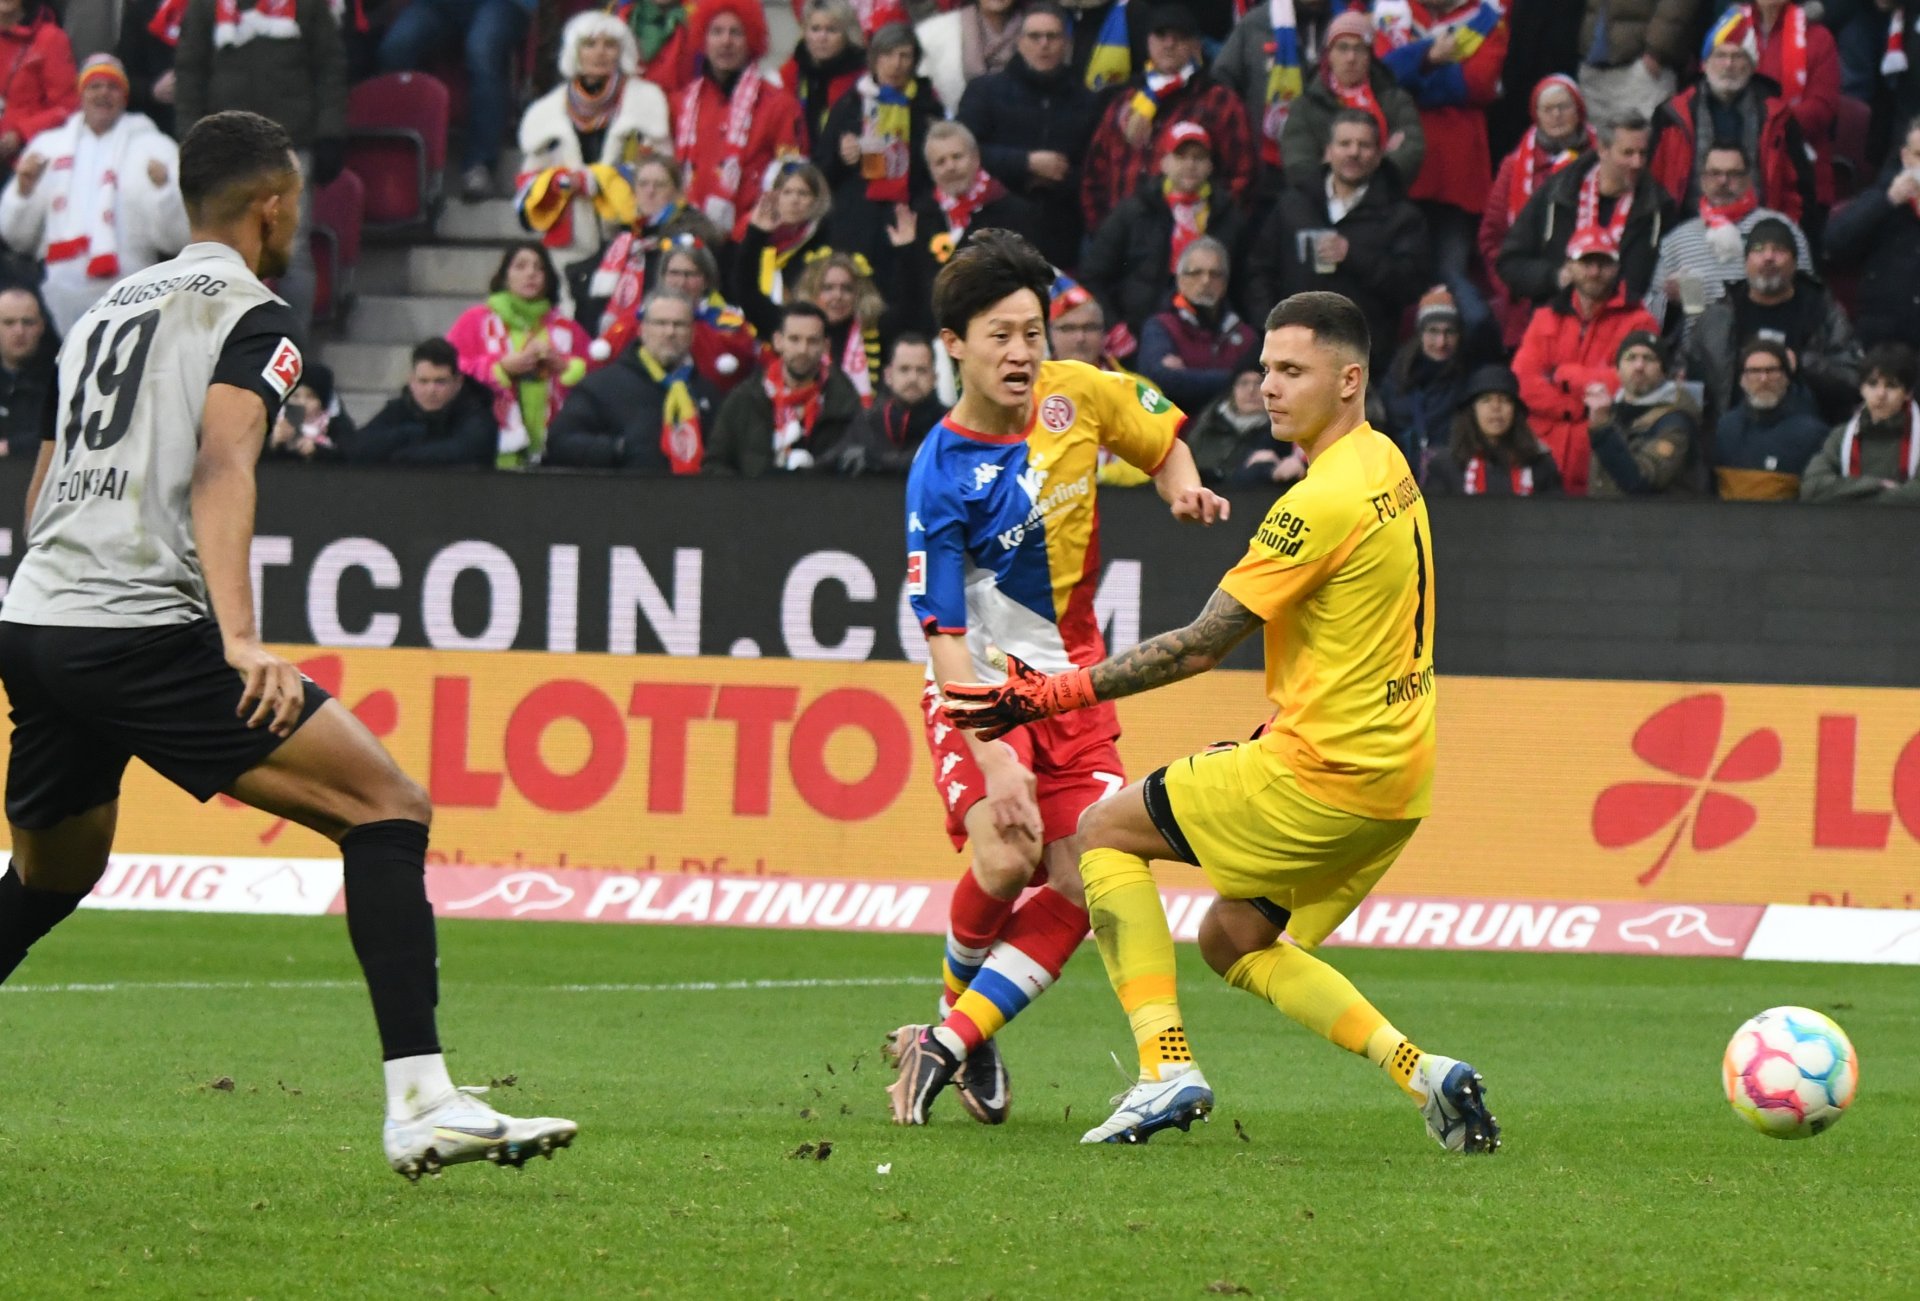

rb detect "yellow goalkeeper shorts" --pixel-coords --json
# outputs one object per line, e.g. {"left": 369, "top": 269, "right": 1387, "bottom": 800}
{"left": 1143, "top": 740, "right": 1421, "bottom": 949}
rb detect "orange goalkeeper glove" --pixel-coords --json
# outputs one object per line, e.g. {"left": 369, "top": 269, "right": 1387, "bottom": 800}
{"left": 940, "top": 654, "right": 1098, "bottom": 741}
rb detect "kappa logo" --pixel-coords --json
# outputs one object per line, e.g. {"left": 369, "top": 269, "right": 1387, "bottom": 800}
{"left": 1039, "top": 394, "right": 1076, "bottom": 433}
{"left": 1616, "top": 905, "right": 1737, "bottom": 951}
{"left": 908, "top": 512, "right": 923, "bottom": 533}
{"left": 939, "top": 752, "right": 962, "bottom": 779}
{"left": 263, "top": 337, "right": 302, "bottom": 398}
{"left": 444, "top": 871, "right": 576, "bottom": 916}
{"left": 932, "top": 721, "right": 951, "bottom": 744}
{"left": 1591, "top": 694, "right": 1781, "bottom": 886}
{"left": 972, "top": 463, "right": 1001, "bottom": 490}
{"left": 945, "top": 779, "right": 968, "bottom": 809}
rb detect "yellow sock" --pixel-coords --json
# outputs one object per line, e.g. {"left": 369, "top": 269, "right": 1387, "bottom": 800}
{"left": 1224, "top": 941, "right": 1424, "bottom": 1098}
{"left": 1081, "top": 847, "right": 1189, "bottom": 1080}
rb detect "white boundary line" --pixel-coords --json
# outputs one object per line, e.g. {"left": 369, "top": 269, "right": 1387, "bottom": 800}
{"left": 1, "top": 976, "right": 932, "bottom": 995}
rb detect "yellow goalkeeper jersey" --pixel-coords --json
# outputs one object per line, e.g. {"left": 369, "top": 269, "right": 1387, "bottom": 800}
{"left": 1216, "top": 424, "right": 1437, "bottom": 821}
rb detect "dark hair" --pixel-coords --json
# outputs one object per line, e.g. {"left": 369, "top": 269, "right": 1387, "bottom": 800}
{"left": 1704, "top": 139, "right": 1751, "bottom": 164}
{"left": 932, "top": 228, "right": 1053, "bottom": 336}
{"left": 489, "top": 241, "right": 562, "bottom": 302}
{"left": 867, "top": 20, "right": 918, "bottom": 70}
{"left": 412, "top": 337, "right": 459, "bottom": 371}
{"left": 888, "top": 332, "right": 934, "bottom": 365}
{"left": 777, "top": 301, "right": 829, "bottom": 334}
{"left": 1737, "top": 335, "right": 1791, "bottom": 373}
{"left": 1264, "top": 291, "right": 1371, "bottom": 366}
{"left": 1596, "top": 109, "right": 1651, "bottom": 145}
{"left": 1448, "top": 397, "right": 1548, "bottom": 469}
{"left": 1329, "top": 107, "right": 1381, "bottom": 142}
{"left": 1021, "top": 2, "right": 1070, "bottom": 31}
{"left": 1862, "top": 342, "right": 1918, "bottom": 392}
{"left": 178, "top": 110, "right": 296, "bottom": 223}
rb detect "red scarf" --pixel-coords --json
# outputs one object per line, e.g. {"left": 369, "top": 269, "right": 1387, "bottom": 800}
{"left": 766, "top": 362, "right": 827, "bottom": 467}
{"left": 1841, "top": 402, "right": 1920, "bottom": 481}
{"left": 1575, "top": 165, "right": 1632, "bottom": 242}
{"left": 1758, "top": 2, "right": 1809, "bottom": 104}
{"left": 1163, "top": 178, "right": 1210, "bottom": 274}
{"left": 677, "top": 69, "right": 764, "bottom": 230}
{"left": 179, "top": 0, "right": 365, "bottom": 47}
{"left": 1699, "top": 187, "right": 1759, "bottom": 228}
{"left": 1327, "top": 67, "right": 1389, "bottom": 151}
{"left": 588, "top": 231, "right": 651, "bottom": 358}
{"left": 1510, "top": 125, "right": 1596, "bottom": 221}
{"left": 935, "top": 169, "right": 1006, "bottom": 237}
{"left": 1462, "top": 458, "right": 1535, "bottom": 495}
{"left": 839, "top": 317, "right": 876, "bottom": 404}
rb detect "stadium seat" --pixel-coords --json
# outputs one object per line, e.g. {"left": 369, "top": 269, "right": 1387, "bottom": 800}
{"left": 1831, "top": 95, "right": 1873, "bottom": 201}
{"left": 309, "top": 167, "right": 365, "bottom": 324}
{"left": 346, "top": 71, "right": 449, "bottom": 234}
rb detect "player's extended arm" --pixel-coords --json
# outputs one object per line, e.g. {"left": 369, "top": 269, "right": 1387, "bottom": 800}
{"left": 192, "top": 383, "right": 307, "bottom": 737}
{"left": 942, "top": 588, "right": 1265, "bottom": 739}
{"left": 1150, "top": 437, "right": 1230, "bottom": 524}
{"left": 926, "top": 632, "right": 1044, "bottom": 841}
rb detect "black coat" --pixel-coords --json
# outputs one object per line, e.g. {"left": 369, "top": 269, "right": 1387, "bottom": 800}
{"left": 1245, "top": 169, "right": 1430, "bottom": 371}
{"left": 1824, "top": 165, "right": 1920, "bottom": 350}
{"left": 0, "top": 343, "right": 54, "bottom": 461}
{"left": 1496, "top": 157, "right": 1675, "bottom": 308}
{"left": 349, "top": 378, "right": 496, "bottom": 467}
{"left": 886, "top": 187, "right": 1043, "bottom": 336}
{"left": 813, "top": 78, "right": 942, "bottom": 266}
{"left": 1082, "top": 181, "right": 1249, "bottom": 338}
{"left": 954, "top": 54, "right": 1107, "bottom": 268}
{"left": 117, "top": 0, "right": 178, "bottom": 139}
{"left": 545, "top": 345, "right": 720, "bottom": 473}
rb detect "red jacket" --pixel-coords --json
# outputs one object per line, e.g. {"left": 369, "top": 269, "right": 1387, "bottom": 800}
{"left": 673, "top": 70, "right": 804, "bottom": 241}
{"left": 0, "top": 9, "right": 75, "bottom": 148}
{"left": 1649, "top": 84, "right": 1813, "bottom": 224}
{"left": 1511, "top": 288, "right": 1659, "bottom": 496}
{"left": 1752, "top": 3, "right": 1840, "bottom": 207}
{"left": 640, "top": 22, "right": 699, "bottom": 95}
{"left": 1375, "top": 2, "right": 1508, "bottom": 214}
{"left": 1080, "top": 74, "right": 1251, "bottom": 230}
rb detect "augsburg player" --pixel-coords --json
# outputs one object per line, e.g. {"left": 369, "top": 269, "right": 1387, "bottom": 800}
{"left": 943, "top": 292, "right": 1500, "bottom": 1153}
{"left": 883, "top": 230, "right": 1230, "bottom": 1126}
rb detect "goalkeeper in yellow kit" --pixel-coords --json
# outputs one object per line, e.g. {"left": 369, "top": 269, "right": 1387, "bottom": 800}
{"left": 943, "top": 292, "right": 1500, "bottom": 1153}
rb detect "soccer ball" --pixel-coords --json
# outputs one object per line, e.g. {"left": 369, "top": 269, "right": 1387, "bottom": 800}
{"left": 1722, "top": 1006, "right": 1858, "bottom": 1139}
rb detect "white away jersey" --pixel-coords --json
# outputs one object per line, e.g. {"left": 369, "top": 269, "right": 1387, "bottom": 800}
{"left": 3, "top": 242, "right": 303, "bottom": 627}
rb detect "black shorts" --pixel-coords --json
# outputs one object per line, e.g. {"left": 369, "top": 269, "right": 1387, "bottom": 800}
{"left": 0, "top": 619, "right": 331, "bottom": 829}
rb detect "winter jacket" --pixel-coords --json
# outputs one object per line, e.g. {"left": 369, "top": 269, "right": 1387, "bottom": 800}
{"left": 1577, "top": 0, "right": 1699, "bottom": 70}
{"left": 1212, "top": 6, "right": 1337, "bottom": 195}
{"left": 674, "top": 69, "right": 804, "bottom": 240}
{"left": 1424, "top": 424, "right": 1565, "bottom": 495}
{"left": 566, "top": 202, "right": 729, "bottom": 334}
{"left": 0, "top": 8, "right": 75, "bottom": 150}
{"left": 1642, "top": 206, "right": 1811, "bottom": 327}
{"left": 886, "top": 186, "right": 1042, "bottom": 338}
{"left": 1480, "top": 141, "right": 1591, "bottom": 347}
{"left": 781, "top": 41, "right": 864, "bottom": 152}
{"left": 1082, "top": 179, "right": 1250, "bottom": 338}
{"left": 1683, "top": 275, "right": 1862, "bottom": 426}
{"left": 729, "top": 222, "right": 837, "bottom": 340}
{"left": 814, "top": 77, "right": 941, "bottom": 264}
{"left": 0, "top": 348, "right": 53, "bottom": 459}
{"left": 1496, "top": 154, "right": 1675, "bottom": 308}
{"left": 1081, "top": 70, "right": 1254, "bottom": 230}
{"left": 519, "top": 77, "right": 674, "bottom": 260}
{"left": 705, "top": 365, "right": 863, "bottom": 477}
{"left": 1511, "top": 287, "right": 1661, "bottom": 494}
{"left": 1648, "top": 82, "right": 1816, "bottom": 225}
{"left": 1376, "top": 2, "right": 1509, "bottom": 214}
{"left": 1187, "top": 396, "right": 1286, "bottom": 485}
{"left": 837, "top": 391, "right": 943, "bottom": 476}
{"left": 1136, "top": 301, "right": 1257, "bottom": 413}
{"left": 1710, "top": 382, "right": 1829, "bottom": 498}
{"left": 117, "top": 0, "right": 177, "bottom": 138}
{"left": 1278, "top": 64, "right": 1426, "bottom": 196}
{"left": 1752, "top": 4, "right": 1840, "bottom": 208}
{"left": 1799, "top": 407, "right": 1920, "bottom": 503}
{"left": 1244, "top": 168, "right": 1431, "bottom": 372}
{"left": 1376, "top": 347, "right": 1471, "bottom": 469}
{"left": 1586, "top": 380, "right": 1699, "bottom": 496}
{"left": 349, "top": 380, "right": 499, "bottom": 467}
{"left": 954, "top": 53, "right": 1106, "bottom": 269}
{"left": 1824, "top": 168, "right": 1920, "bottom": 349}
{"left": 544, "top": 343, "right": 721, "bottom": 473}
{"left": 175, "top": 0, "right": 347, "bottom": 148}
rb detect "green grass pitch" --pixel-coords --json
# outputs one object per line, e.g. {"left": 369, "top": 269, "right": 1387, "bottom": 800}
{"left": 1, "top": 911, "right": 1916, "bottom": 1299}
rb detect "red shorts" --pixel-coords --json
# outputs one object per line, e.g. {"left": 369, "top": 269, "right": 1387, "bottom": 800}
{"left": 919, "top": 680, "right": 1126, "bottom": 852}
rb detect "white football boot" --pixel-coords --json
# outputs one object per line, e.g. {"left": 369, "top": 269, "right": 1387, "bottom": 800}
{"left": 1410, "top": 1054, "right": 1501, "bottom": 1153}
{"left": 1080, "top": 1067, "right": 1213, "bottom": 1144}
{"left": 383, "top": 1086, "right": 578, "bottom": 1181}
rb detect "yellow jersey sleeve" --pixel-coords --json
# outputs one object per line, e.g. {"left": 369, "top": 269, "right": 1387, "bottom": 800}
{"left": 1076, "top": 363, "right": 1184, "bottom": 475}
{"left": 1216, "top": 481, "right": 1364, "bottom": 619}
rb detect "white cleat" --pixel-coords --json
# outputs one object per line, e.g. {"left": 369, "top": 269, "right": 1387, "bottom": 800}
{"left": 1411, "top": 1054, "right": 1501, "bottom": 1154}
{"left": 383, "top": 1085, "right": 578, "bottom": 1181}
{"left": 1079, "top": 1067, "right": 1213, "bottom": 1144}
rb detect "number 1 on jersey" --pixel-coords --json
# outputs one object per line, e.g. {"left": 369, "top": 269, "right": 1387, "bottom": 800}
{"left": 1411, "top": 523, "right": 1429, "bottom": 663}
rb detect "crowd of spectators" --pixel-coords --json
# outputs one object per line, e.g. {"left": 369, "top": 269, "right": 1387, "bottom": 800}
{"left": 0, "top": 0, "right": 1916, "bottom": 507}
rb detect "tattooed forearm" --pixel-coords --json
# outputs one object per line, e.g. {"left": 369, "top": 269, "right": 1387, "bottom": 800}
{"left": 1088, "top": 588, "right": 1264, "bottom": 703}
